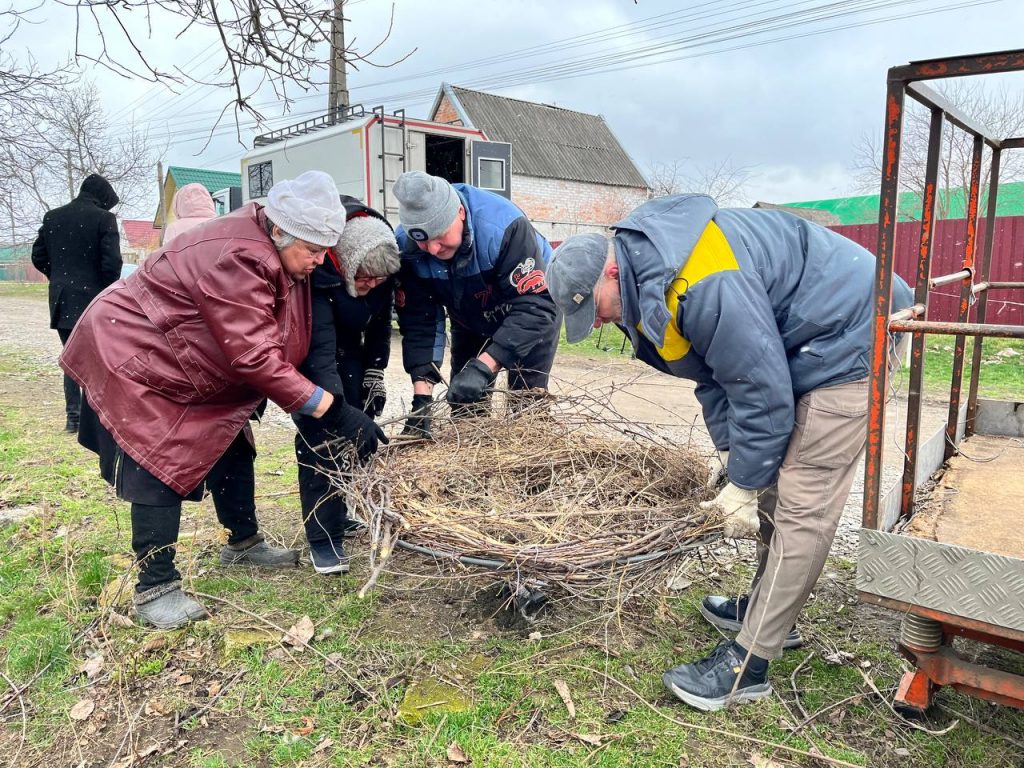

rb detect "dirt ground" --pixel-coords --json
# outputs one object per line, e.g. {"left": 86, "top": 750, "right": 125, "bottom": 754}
{"left": 0, "top": 291, "right": 950, "bottom": 561}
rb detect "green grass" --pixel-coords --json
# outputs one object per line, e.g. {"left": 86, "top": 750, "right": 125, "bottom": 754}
{"left": 2, "top": 327, "right": 1023, "bottom": 766}
{"left": 558, "top": 322, "right": 1024, "bottom": 401}
{"left": 0, "top": 281, "right": 46, "bottom": 299}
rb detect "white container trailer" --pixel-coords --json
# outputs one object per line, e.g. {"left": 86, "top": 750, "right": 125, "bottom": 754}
{"left": 241, "top": 106, "right": 512, "bottom": 226}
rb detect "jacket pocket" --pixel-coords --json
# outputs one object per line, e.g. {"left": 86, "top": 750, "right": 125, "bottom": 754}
{"left": 116, "top": 351, "right": 199, "bottom": 402}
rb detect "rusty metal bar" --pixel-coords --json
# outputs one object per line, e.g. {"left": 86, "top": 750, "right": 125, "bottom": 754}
{"left": 966, "top": 149, "right": 1002, "bottom": 437}
{"left": 863, "top": 77, "right": 904, "bottom": 532}
{"left": 889, "top": 319, "right": 1024, "bottom": 338}
{"left": 929, "top": 269, "right": 972, "bottom": 287}
{"left": 944, "top": 136, "right": 984, "bottom": 461}
{"left": 899, "top": 108, "right": 944, "bottom": 522}
{"left": 891, "top": 49, "right": 1024, "bottom": 83}
{"left": 905, "top": 83, "right": 1001, "bottom": 147}
{"left": 1000, "top": 137, "right": 1024, "bottom": 149}
{"left": 889, "top": 303, "right": 926, "bottom": 322}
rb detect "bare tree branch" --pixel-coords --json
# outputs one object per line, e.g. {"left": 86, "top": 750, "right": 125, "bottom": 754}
{"left": 647, "top": 158, "right": 757, "bottom": 206}
{"left": 851, "top": 80, "right": 1024, "bottom": 220}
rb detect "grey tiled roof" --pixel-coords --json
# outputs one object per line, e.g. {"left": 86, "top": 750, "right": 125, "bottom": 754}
{"left": 447, "top": 86, "right": 648, "bottom": 189}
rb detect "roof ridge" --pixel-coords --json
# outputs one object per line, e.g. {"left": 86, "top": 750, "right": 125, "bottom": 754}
{"left": 450, "top": 84, "right": 603, "bottom": 119}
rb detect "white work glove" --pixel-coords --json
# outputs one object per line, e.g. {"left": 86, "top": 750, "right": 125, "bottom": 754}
{"left": 707, "top": 450, "right": 729, "bottom": 490}
{"left": 700, "top": 482, "right": 761, "bottom": 540}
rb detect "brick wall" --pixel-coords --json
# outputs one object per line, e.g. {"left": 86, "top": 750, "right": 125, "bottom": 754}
{"left": 512, "top": 175, "right": 648, "bottom": 240}
{"left": 433, "top": 95, "right": 463, "bottom": 126}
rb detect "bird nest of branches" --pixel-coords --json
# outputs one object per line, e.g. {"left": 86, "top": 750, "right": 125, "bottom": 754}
{"left": 320, "top": 386, "right": 723, "bottom": 606}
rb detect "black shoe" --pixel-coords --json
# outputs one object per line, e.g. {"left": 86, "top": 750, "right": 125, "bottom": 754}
{"left": 64, "top": 417, "right": 79, "bottom": 433}
{"left": 662, "top": 640, "right": 772, "bottom": 712}
{"left": 341, "top": 518, "right": 366, "bottom": 539}
{"left": 700, "top": 594, "right": 803, "bottom": 649}
{"left": 309, "top": 539, "right": 350, "bottom": 575}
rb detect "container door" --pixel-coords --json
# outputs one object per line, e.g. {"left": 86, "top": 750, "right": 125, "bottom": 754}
{"left": 470, "top": 140, "right": 512, "bottom": 199}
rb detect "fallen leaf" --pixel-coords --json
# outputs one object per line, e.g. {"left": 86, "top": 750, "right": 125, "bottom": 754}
{"left": 312, "top": 737, "right": 334, "bottom": 754}
{"left": 666, "top": 574, "right": 693, "bottom": 591}
{"left": 446, "top": 741, "right": 471, "bottom": 763}
{"left": 106, "top": 612, "right": 135, "bottom": 628}
{"left": 553, "top": 679, "right": 576, "bottom": 720}
{"left": 175, "top": 674, "right": 194, "bottom": 686}
{"left": 570, "top": 732, "right": 608, "bottom": 747}
{"left": 80, "top": 654, "right": 104, "bottom": 679}
{"left": 292, "top": 716, "right": 315, "bottom": 736}
{"left": 206, "top": 680, "right": 222, "bottom": 697}
{"left": 747, "top": 753, "right": 785, "bottom": 768}
{"left": 136, "top": 743, "right": 160, "bottom": 759}
{"left": 284, "top": 615, "right": 315, "bottom": 648}
{"left": 69, "top": 698, "right": 96, "bottom": 721}
{"left": 141, "top": 637, "right": 167, "bottom": 653}
{"left": 144, "top": 699, "right": 169, "bottom": 716}
{"left": 527, "top": 631, "right": 542, "bottom": 641}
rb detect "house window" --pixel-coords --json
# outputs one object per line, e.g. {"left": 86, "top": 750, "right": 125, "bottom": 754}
{"left": 248, "top": 161, "right": 273, "bottom": 198}
{"left": 478, "top": 158, "right": 505, "bottom": 191}
{"left": 211, "top": 189, "right": 229, "bottom": 216}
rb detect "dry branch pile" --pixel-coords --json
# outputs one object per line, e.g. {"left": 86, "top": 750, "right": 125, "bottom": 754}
{"left": 324, "top": 390, "right": 723, "bottom": 602}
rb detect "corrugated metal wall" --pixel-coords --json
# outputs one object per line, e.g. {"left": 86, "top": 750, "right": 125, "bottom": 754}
{"left": 832, "top": 216, "right": 1024, "bottom": 327}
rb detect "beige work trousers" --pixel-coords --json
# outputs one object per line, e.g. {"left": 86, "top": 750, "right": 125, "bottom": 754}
{"left": 735, "top": 376, "right": 870, "bottom": 660}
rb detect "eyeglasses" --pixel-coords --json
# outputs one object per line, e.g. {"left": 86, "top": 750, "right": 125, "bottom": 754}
{"left": 353, "top": 274, "right": 388, "bottom": 286}
{"left": 299, "top": 241, "right": 328, "bottom": 257}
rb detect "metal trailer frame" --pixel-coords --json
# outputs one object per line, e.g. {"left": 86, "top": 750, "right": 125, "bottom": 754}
{"left": 859, "top": 49, "right": 1024, "bottom": 712}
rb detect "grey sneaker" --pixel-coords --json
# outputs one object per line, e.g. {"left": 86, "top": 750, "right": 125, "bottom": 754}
{"left": 220, "top": 534, "right": 299, "bottom": 568}
{"left": 700, "top": 595, "right": 803, "bottom": 649}
{"left": 133, "top": 581, "right": 208, "bottom": 629}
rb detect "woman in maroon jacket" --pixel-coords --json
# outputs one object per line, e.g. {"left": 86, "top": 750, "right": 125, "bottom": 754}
{"left": 60, "top": 171, "right": 388, "bottom": 629}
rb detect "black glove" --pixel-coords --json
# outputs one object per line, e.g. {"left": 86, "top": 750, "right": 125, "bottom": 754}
{"left": 361, "top": 368, "right": 387, "bottom": 417}
{"left": 320, "top": 394, "right": 389, "bottom": 461}
{"left": 401, "top": 394, "right": 434, "bottom": 439}
{"left": 446, "top": 358, "right": 497, "bottom": 404}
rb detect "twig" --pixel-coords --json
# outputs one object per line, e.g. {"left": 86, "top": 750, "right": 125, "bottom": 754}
{"left": 935, "top": 702, "right": 1024, "bottom": 750}
{"left": 789, "top": 651, "right": 815, "bottom": 723}
{"left": 572, "top": 663, "right": 866, "bottom": 768}
{"left": 857, "top": 668, "right": 959, "bottom": 736}
{"left": 107, "top": 702, "right": 145, "bottom": 768}
{"left": 194, "top": 592, "right": 378, "bottom": 704}
{"left": 0, "top": 618, "right": 99, "bottom": 715}
{"left": 175, "top": 668, "right": 246, "bottom": 731}
{"left": 0, "top": 669, "right": 27, "bottom": 766}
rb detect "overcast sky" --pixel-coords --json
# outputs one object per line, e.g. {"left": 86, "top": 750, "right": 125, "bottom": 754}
{"left": 11, "top": 0, "right": 1024, "bottom": 215}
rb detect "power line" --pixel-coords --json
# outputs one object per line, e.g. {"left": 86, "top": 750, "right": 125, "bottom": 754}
{"left": 145, "top": 0, "right": 1001, "bottom": 159}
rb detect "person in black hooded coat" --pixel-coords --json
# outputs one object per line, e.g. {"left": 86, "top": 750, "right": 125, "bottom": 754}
{"left": 293, "top": 195, "right": 401, "bottom": 574}
{"left": 31, "top": 173, "right": 123, "bottom": 432}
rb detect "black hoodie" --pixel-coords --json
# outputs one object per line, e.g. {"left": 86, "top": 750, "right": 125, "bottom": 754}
{"left": 31, "top": 173, "right": 123, "bottom": 329}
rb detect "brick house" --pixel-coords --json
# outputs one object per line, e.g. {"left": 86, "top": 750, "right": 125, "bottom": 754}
{"left": 120, "top": 220, "right": 162, "bottom": 266}
{"left": 430, "top": 84, "right": 650, "bottom": 241}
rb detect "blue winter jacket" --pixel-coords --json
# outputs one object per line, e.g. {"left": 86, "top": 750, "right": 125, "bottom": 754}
{"left": 613, "top": 194, "right": 913, "bottom": 490}
{"left": 395, "top": 184, "right": 556, "bottom": 381}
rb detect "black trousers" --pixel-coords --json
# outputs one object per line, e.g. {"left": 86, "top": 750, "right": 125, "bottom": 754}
{"left": 56, "top": 327, "right": 80, "bottom": 421}
{"left": 292, "top": 412, "right": 349, "bottom": 547}
{"left": 80, "top": 398, "right": 260, "bottom": 591}
{"left": 450, "top": 323, "right": 559, "bottom": 391}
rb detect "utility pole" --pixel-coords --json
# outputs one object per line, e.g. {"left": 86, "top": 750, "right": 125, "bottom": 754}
{"left": 327, "top": 0, "right": 349, "bottom": 123}
{"left": 157, "top": 160, "right": 165, "bottom": 246}
{"left": 66, "top": 149, "right": 74, "bottom": 199}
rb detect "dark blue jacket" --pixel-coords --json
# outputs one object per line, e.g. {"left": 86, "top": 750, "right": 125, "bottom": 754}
{"left": 613, "top": 195, "right": 913, "bottom": 490}
{"left": 300, "top": 197, "right": 393, "bottom": 399}
{"left": 394, "top": 184, "right": 556, "bottom": 381}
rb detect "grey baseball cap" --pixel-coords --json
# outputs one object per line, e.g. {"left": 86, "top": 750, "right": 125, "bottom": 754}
{"left": 546, "top": 233, "right": 610, "bottom": 343}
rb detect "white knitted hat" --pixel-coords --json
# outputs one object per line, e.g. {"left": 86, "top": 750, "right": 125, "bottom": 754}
{"left": 336, "top": 215, "right": 400, "bottom": 297}
{"left": 265, "top": 171, "right": 346, "bottom": 247}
